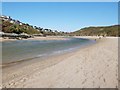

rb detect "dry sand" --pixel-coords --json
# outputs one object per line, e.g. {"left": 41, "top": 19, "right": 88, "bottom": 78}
{"left": 28, "top": 36, "right": 69, "bottom": 41}
{"left": 2, "top": 37, "right": 118, "bottom": 88}
{"left": 0, "top": 36, "right": 68, "bottom": 42}
{"left": 0, "top": 37, "right": 15, "bottom": 42}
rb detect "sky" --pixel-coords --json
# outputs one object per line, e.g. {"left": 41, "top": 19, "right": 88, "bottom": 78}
{"left": 2, "top": 2, "right": 118, "bottom": 32}
{"left": 2, "top": 0, "right": 120, "bottom": 2}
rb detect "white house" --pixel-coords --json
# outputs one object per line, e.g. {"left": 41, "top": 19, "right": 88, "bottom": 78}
{"left": 10, "top": 20, "right": 14, "bottom": 23}
{"left": 20, "top": 22, "right": 23, "bottom": 25}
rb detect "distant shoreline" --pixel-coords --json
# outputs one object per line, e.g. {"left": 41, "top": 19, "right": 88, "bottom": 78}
{"left": 0, "top": 36, "right": 70, "bottom": 42}
{"left": 1, "top": 35, "right": 118, "bottom": 42}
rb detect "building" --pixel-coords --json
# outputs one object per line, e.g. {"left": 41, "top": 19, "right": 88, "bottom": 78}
{"left": 1, "top": 15, "right": 23, "bottom": 25}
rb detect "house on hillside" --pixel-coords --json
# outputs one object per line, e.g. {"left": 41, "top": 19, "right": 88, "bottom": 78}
{"left": 1, "top": 15, "right": 12, "bottom": 21}
{"left": 1, "top": 15, "right": 23, "bottom": 25}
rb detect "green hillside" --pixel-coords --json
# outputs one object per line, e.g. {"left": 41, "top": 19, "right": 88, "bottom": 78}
{"left": 1, "top": 20, "right": 68, "bottom": 36}
{"left": 1, "top": 16, "right": 119, "bottom": 37}
{"left": 2, "top": 20, "right": 40, "bottom": 35}
{"left": 71, "top": 25, "right": 120, "bottom": 37}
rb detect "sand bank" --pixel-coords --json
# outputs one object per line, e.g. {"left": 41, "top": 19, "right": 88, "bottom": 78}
{"left": 0, "top": 36, "right": 68, "bottom": 42}
{"left": 2, "top": 37, "right": 118, "bottom": 88}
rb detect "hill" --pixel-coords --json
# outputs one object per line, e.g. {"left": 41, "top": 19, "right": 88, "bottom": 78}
{"left": 1, "top": 15, "right": 68, "bottom": 36}
{"left": 1, "top": 15, "right": 119, "bottom": 37}
{"left": 70, "top": 25, "right": 120, "bottom": 37}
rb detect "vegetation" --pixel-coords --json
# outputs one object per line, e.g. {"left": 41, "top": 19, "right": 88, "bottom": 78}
{"left": 1, "top": 20, "right": 68, "bottom": 36}
{"left": 70, "top": 25, "right": 120, "bottom": 37}
{"left": 1, "top": 16, "right": 119, "bottom": 37}
{"left": 2, "top": 20, "right": 40, "bottom": 35}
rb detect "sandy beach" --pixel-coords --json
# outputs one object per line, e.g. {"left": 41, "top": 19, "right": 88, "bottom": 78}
{"left": 2, "top": 37, "right": 118, "bottom": 88}
{"left": 0, "top": 36, "right": 69, "bottom": 42}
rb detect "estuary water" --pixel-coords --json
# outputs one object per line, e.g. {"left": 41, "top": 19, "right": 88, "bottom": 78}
{"left": 2, "top": 38, "right": 96, "bottom": 64}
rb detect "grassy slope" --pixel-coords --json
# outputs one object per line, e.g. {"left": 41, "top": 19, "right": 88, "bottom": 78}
{"left": 71, "top": 25, "right": 120, "bottom": 36}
